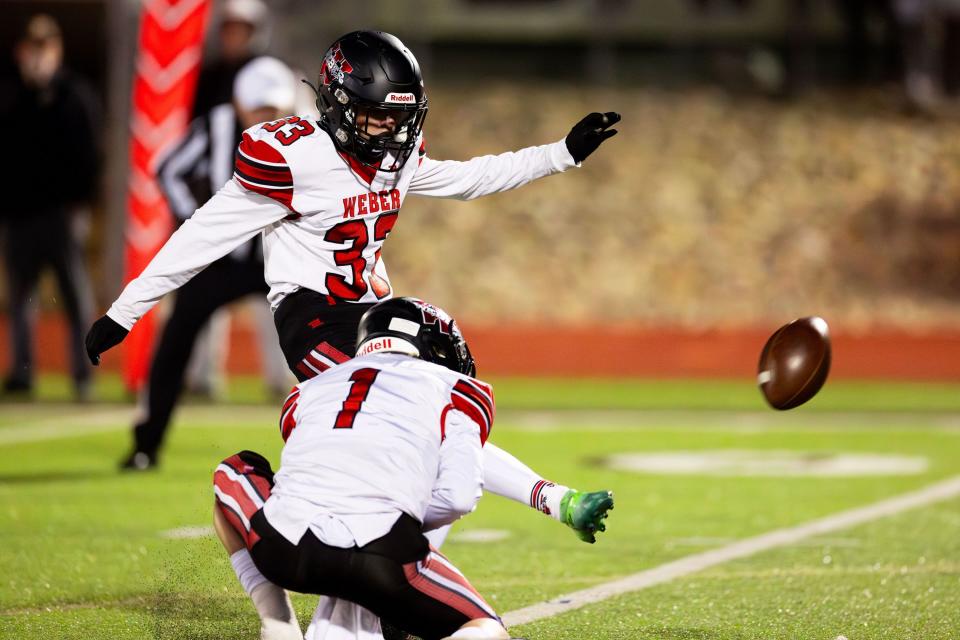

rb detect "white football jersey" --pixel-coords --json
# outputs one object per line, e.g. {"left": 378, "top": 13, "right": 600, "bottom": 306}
{"left": 107, "top": 116, "right": 577, "bottom": 329}
{"left": 263, "top": 352, "right": 495, "bottom": 547}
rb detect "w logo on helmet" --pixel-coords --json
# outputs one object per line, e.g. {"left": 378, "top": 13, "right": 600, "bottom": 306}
{"left": 414, "top": 299, "right": 451, "bottom": 335}
{"left": 321, "top": 43, "right": 354, "bottom": 86}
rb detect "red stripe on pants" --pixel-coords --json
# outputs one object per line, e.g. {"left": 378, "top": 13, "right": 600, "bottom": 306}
{"left": 402, "top": 561, "right": 494, "bottom": 621}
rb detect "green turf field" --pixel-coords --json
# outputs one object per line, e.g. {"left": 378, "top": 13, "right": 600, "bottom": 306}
{"left": 1, "top": 376, "right": 959, "bottom": 639}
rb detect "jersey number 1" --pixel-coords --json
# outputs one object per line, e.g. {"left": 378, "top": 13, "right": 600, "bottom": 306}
{"left": 334, "top": 368, "right": 380, "bottom": 429}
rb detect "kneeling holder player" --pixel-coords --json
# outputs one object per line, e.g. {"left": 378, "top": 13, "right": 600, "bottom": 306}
{"left": 213, "top": 299, "right": 610, "bottom": 639}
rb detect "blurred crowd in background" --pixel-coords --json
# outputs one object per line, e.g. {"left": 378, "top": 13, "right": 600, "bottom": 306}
{"left": 2, "top": 0, "right": 960, "bottom": 398}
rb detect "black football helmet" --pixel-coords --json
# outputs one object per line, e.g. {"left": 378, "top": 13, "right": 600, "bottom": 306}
{"left": 356, "top": 297, "right": 476, "bottom": 377}
{"left": 313, "top": 30, "right": 428, "bottom": 172}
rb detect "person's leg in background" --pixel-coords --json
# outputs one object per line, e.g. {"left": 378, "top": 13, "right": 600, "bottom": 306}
{"left": 122, "top": 258, "right": 263, "bottom": 469}
{"left": 895, "top": 0, "right": 940, "bottom": 112}
{"left": 941, "top": 5, "right": 960, "bottom": 96}
{"left": 251, "top": 296, "right": 294, "bottom": 399}
{"left": 2, "top": 216, "right": 45, "bottom": 395}
{"left": 185, "top": 308, "right": 231, "bottom": 400}
{"left": 49, "top": 207, "right": 95, "bottom": 400}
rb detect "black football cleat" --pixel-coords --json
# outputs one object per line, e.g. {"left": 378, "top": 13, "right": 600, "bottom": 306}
{"left": 2, "top": 377, "right": 33, "bottom": 398}
{"left": 119, "top": 449, "right": 158, "bottom": 472}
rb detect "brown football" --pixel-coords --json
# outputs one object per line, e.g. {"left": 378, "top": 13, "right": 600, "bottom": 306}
{"left": 757, "top": 317, "right": 831, "bottom": 410}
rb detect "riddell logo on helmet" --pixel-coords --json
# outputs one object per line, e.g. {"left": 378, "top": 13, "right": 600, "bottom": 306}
{"left": 357, "top": 338, "right": 392, "bottom": 356}
{"left": 385, "top": 92, "right": 416, "bottom": 104}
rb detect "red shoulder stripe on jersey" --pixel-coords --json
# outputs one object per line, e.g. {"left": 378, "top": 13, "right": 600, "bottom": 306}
{"left": 235, "top": 149, "right": 290, "bottom": 172}
{"left": 453, "top": 380, "right": 495, "bottom": 426}
{"left": 279, "top": 388, "right": 300, "bottom": 442}
{"left": 235, "top": 133, "right": 296, "bottom": 211}
{"left": 451, "top": 389, "right": 491, "bottom": 432}
{"left": 235, "top": 147, "right": 292, "bottom": 182}
{"left": 280, "top": 387, "right": 300, "bottom": 416}
{"left": 234, "top": 164, "right": 293, "bottom": 187}
{"left": 239, "top": 132, "right": 288, "bottom": 165}
{"left": 450, "top": 394, "right": 490, "bottom": 445}
{"left": 280, "top": 400, "right": 298, "bottom": 442}
{"left": 235, "top": 174, "right": 295, "bottom": 210}
{"left": 466, "top": 377, "right": 493, "bottom": 398}
{"left": 439, "top": 402, "right": 454, "bottom": 442}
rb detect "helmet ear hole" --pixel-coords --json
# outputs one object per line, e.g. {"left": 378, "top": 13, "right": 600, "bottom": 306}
{"left": 428, "top": 341, "right": 448, "bottom": 364}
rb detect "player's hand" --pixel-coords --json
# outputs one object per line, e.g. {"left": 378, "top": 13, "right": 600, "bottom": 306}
{"left": 560, "top": 489, "right": 614, "bottom": 544}
{"left": 85, "top": 315, "right": 129, "bottom": 365}
{"left": 564, "top": 112, "right": 620, "bottom": 163}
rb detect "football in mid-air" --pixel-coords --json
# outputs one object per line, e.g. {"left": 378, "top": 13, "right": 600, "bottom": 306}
{"left": 757, "top": 316, "right": 831, "bottom": 410}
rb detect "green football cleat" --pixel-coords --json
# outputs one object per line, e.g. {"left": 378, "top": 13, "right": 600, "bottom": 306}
{"left": 559, "top": 489, "right": 614, "bottom": 543}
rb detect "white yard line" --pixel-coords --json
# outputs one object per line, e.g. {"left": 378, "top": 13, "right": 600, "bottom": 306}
{"left": 2, "top": 406, "right": 959, "bottom": 446}
{"left": 502, "top": 474, "right": 960, "bottom": 627}
{"left": 504, "top": 409, "right": 960, "bottom": 433}
{"left": 0, "top": 406, "right": 278, "bottom": 445}
{"left": 0, "top": 409, "right": 132, "bottom": 445}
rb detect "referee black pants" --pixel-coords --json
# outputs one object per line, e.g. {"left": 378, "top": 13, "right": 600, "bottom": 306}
{"left": 2, "top": 210, "right": 94, "bottom": 389}
{"left": 132, "top": 255, "right": 268, "bottom": 453}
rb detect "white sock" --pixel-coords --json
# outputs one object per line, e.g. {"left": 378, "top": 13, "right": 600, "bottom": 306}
{"left": 230, "top": 548, "right": 269, "bottom": 595}
{"left": 261, "top": 616, "right": 304, "bottom": 640}
{"left": 252, "top": 581, "right": 298, "bottom": 624}
{"left": 536, "top": 481, "right": 572, "bottom": 522}
{"left": 230, "top": 549, "right": 299, "bottom": 628}
{"left": 482, "top": 443, "right": 571, "bottom": 520}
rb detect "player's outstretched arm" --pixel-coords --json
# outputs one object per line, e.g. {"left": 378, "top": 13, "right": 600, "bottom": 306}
{"left": 88, "top": 180, "right": 290, "bottom": 365}
{"left": 407, "top": 110, "right": 621, "bottom": 200}
{"left": 483, "top": 442, "right": 614, "bottom": 543}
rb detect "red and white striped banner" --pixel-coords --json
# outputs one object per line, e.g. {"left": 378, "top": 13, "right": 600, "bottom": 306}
{"left": 123, "top": 0, "right": 211, "bottom": 391}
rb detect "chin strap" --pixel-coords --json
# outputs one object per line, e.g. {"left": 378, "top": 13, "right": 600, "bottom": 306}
{"left": 301, "top": 77, "right": 321, "bottom": 111}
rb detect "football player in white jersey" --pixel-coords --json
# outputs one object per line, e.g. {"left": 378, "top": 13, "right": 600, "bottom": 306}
{"left": 87, "top": 36, "right": 616, "bottom": 632}
{"left": 86, "top": 28, "right": 618, "bottom": 401}
{"left": 213, "top": 298, "right": 590, "bottom": 640}
{"left": 86, "top": 27, "right": 613, "bottom": 564}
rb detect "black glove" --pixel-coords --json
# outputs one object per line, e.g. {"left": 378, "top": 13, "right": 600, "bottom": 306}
{"left": 565, "top": 111, "right": 621, "bottom": 163}
{"left": 85, "top": 315, "right": 129, "bottom": 366}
